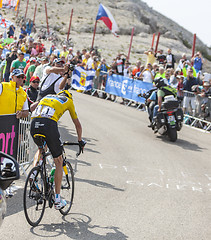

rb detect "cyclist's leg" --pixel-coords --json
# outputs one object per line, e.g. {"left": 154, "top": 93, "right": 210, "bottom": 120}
{"left": 54, "top": 154, "right": 63, "bottom": 195}
{"left": 54, "top": 154, "right": 67, "bottom": 209}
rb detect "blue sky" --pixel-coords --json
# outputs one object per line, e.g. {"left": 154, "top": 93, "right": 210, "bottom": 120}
{"left": 142, "top": 0, "right": 211, "bottom": 47}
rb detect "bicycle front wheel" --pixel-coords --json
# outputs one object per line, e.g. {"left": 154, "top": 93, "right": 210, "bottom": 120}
{"left": 23, "top": 166, "right": 46, "bottom": 226}
{"left": 59, "top": 161, "right": 74, "bottom": 215}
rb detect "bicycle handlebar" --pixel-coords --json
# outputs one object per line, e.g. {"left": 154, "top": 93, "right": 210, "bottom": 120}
{"left": 63, "top": 142, "right": 84, "bottom": 157}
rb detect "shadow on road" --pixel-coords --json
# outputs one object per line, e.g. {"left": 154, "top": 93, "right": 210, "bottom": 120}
{"left": 30, "top": 213, "right": 128, "bottom": 240}
{"left": 156, "top": 135, "right": 205, "bottom": 152}
{"left": 75, "top": 177, "right": 124, "bottom": 192}
{"left": 6, "top": 185, "right": 24, "bottom": 218}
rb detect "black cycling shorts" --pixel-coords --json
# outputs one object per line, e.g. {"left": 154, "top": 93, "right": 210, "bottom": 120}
{"left": 30, "top": 118, "right": 63, "bottom": 158}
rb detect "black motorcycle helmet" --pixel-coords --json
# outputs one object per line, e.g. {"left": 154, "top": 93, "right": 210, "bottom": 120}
{"left": 154, "top": 77, "right": 167, "bottom": 88}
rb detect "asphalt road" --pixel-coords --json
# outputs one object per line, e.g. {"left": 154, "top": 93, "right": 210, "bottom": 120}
{"left": 1, "top": 91, "right": 211, "bottom": 240}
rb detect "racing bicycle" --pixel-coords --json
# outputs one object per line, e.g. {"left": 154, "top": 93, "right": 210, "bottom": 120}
{"left": 23, "top": 134, "right": 83, "bottom": 227}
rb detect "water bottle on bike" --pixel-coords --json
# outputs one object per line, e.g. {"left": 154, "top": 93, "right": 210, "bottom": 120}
{"left": 49, "top": 167, "right": 56, "bottom": 183}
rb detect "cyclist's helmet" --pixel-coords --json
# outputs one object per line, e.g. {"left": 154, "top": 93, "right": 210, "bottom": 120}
{"left": 57, "top": 90, "right": 72, "bottom": 99}
{"left": 154, "top": 77, "right": 166, "bottom": 88}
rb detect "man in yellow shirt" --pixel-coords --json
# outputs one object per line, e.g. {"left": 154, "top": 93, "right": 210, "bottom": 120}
{"left": 59, "top": 45, "right": 69, "bottom": 59}
{"left": 30, "top": 90, "right": 86, "bottom": 210}
{"left": 0, "top": 69, "right": 29, "bottom": 118}
{"left": 144, "top": 47, "right": 156, "bottom": 66}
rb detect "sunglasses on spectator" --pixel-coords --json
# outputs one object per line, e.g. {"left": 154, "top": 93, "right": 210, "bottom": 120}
{"left": 17, "top": 75, "right": 25, "bottom": 79}
{"left": 32, "top": 81, "right": 40, "bottom": 84}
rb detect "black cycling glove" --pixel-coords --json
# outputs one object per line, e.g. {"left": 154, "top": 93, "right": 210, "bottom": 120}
{"left": 78, "top": 139, "right": 86, "bottom": 148}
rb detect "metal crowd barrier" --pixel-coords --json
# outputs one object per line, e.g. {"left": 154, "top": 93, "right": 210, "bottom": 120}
{"left": 17, "top": 114, "right": 35, "bottom": 176}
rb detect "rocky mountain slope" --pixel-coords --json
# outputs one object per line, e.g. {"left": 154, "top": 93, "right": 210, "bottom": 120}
{"left": 1, "top": 0, "right": 210, "bottom": 71}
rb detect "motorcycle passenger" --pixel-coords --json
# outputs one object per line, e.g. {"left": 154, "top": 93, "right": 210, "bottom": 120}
{"left": 152, "top": 78, "right": 177, "bottom": 121}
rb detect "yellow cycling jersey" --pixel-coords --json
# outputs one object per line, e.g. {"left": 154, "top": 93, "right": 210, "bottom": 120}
{"left": 31, "top": 94, "right": 78, "bottom": 122}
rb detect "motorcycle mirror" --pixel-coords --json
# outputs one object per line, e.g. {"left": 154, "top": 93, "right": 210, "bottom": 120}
{"left": 0, "top": 152, "right": 20, "bottom": 190}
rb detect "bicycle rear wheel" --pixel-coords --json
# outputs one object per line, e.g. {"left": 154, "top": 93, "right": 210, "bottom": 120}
{"left": 23, "top": 166, "right": 46, "bottom": 226}
{"left": 59, "top": 161, "right": 74, "bottom": 215}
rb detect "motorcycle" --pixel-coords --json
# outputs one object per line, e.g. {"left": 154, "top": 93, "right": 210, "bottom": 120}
{"left": 0, "top": 152, "right": 20, "bottom": 227}
{"left": 153, "top": 96, "right": 183, "bottom": 142}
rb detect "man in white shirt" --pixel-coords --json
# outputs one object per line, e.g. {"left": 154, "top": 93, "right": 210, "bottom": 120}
{"left": 30, "top": 58, "right": 69, "bottom": 111}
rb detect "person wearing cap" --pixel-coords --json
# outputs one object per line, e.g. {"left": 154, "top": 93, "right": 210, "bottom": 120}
{"left": 33, "top": 56, "right": 49, "bottom": 80}
{"left": 25, "top": 76, "right": 40, "bottom": 109}
{"left": 25, "top": 58, "right": 39, "bottom": 86}
{"left": 60, "top": 45, "right": 69, "bottom": 59}
{"left": 0, "top": 69, "right": 29, "bottom": 118}
{"left": 10, "top": 51, "right": 26, "bottom": 72}
{"left": 50, "top": 45, "right": 60, "bottom": 58}
{"left": 137, "top": 63, "right": 154, "bottom": 83}
{"left": 66, "top": 47, "right": 75, "bottom": 63}
{"left": 30, "top": 58, "right": 70, "bottom": 111}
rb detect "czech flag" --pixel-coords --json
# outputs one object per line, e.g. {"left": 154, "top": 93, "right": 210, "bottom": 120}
{"left": 96, "top": 4, "right": 119, "bottom": 37}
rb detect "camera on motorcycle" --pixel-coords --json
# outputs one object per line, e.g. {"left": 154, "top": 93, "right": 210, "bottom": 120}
{"left": 0, "top": 152, "right": 20, "bottom": 190}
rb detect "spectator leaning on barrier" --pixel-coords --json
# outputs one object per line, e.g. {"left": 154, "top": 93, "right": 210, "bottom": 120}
{"left": 116, "top": 53, "right": 126, "bottom": 75}
{"left": 183, "top": 68, "right": 200, "bottom": 115}
{"left": 132, "top": 60, "right": 141, "bottom": 77}
{"left": 0, "top": 69, "right": 29, "bottom": 118}
{"left": 137, "top": 63, "right": 154, "bottom": 83}
{"left": 97, "top": 58, "right": 110, "bottom": 89}
{"left": 123, "top": 60, "right": 132, "bottom": 78}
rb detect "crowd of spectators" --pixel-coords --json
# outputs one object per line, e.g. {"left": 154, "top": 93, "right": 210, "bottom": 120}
{"left": 0, "top": 20, "right": 210, "bottom": 122}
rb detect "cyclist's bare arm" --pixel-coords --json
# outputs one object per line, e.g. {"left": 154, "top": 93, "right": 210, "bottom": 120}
{"left": 72, "top": 118, "right": 82, "bottom": 142}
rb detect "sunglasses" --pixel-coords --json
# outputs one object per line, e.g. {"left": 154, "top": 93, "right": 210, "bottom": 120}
{"left": 32, "top": 81, "right": 39, "bottom": 84}
{"left": 17, "top": 75, "right": 25, "bottom": 79}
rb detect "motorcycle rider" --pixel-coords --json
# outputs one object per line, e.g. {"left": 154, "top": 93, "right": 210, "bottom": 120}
{"left": 152, "top": 78, "right": 177, "bottom": 126}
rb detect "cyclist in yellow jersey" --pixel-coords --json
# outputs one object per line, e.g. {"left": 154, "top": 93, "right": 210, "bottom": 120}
{"left": 30, "top": 90, "right": 86, "bottom": 210}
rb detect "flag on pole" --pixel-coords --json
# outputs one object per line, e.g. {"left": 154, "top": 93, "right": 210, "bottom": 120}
{"left": 0, "top": 16, "right": 13, "bottom": 29}
{"left": 96, "top": 4, "right": 119, "bottom": 37}
{"left": 72, "top": 66, "right": 95, "bottom": 91}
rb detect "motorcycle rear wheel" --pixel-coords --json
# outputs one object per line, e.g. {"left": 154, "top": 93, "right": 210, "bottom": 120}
{"left": 168, "top": 128, "right": 177, "bottom": 142}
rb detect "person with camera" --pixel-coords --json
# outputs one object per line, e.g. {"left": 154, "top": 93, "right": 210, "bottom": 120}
{"left": 191, "top": 51, "right": 204, "bottom": 74}
{"left": 30, "top": 58, "right": 73, "bottom": 112}
{"left": 137, "top": 63, "right": 154, "bottom": 83}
